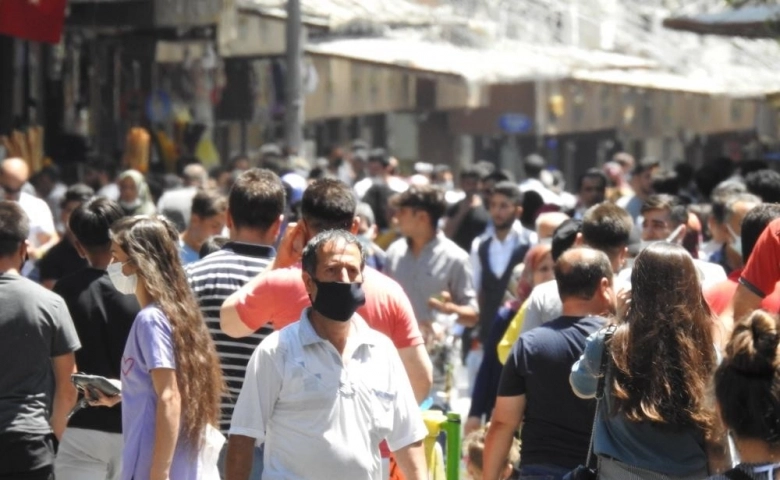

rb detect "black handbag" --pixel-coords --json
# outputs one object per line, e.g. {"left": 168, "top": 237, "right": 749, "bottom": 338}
{"left": 563, "top": 324, "right": 616, "bottom": 480}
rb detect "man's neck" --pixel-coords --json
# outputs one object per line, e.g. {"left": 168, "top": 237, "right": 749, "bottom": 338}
{"left": 86, "top": 251, "right": 113, "bottom": 270}
{"left": 735, "top": 437, "right": 780, "bottom": 464}
{"left": 494, "top": 224, "right": 514, "bottom": 242}
{"left": 560, "top": 299, "right": 608, "bottom": 318}
{"left": 409, "top": 229, "right": 437, "bottom": 256}
{"left": 230, "top": 228, "right": 274, "bottom": 247}
{"left": 180, "top": 230, "right": 201, "bottom": 252}
{"left": 309, "top": 309, "right": 352, "bottom": 355}
{"left": 0, "top": 261, "right": 20, "bottom": 276}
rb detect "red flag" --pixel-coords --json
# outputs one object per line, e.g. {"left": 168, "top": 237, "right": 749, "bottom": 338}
{"left": 0, "top": 0, "right": 68, "bottom": 44}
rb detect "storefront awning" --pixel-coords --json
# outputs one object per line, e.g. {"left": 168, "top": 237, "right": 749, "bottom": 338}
{"left": 663, "top": 5, "right": 780, "bottom": 39}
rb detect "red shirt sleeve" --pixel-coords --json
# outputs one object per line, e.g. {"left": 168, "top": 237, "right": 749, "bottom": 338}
{"left": 362, "top": 268, "right": 423, "bottom": 350}
{"left": 741, "top": 218, "right": 780, "bottom": 298}
{"left": 235, "top": 268, "right": 311, "bottom": 331}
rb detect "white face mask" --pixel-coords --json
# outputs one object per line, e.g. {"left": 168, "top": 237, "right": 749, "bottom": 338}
{"left": 107, "top": 261, "right": 137, "bottom": 295}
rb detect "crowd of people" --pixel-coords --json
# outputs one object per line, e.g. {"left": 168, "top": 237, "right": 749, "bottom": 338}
{"left": 3, "top": 142, "right": 780, "bottom": 480}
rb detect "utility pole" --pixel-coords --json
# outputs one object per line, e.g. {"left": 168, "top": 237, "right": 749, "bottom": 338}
{"left": 284, "top": 0, "right": 304, "bottom": 155}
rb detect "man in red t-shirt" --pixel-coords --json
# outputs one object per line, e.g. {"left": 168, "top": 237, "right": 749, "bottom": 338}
{"left": 705, "top": 204, "right": 780, "bottom": 319}
{"left": 728, "top": 213, "right": 780, "bottom": 329}
{"left": 221, "top": 179, "right": 432, "bottom": 403}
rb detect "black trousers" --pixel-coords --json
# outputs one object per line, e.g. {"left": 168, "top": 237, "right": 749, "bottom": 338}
{"left": 0, "top": 431, "right": 57, "bottom": 480}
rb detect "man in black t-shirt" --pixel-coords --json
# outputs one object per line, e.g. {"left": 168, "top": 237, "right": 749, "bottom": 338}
{"left": 38, "top": 184, "right": 94, "bottom": 289}
{"left": 482, "top": 248, "right": 615, "bottom": 480}
{"left": 53, "top": 197, "right": 139, "bottom": 480}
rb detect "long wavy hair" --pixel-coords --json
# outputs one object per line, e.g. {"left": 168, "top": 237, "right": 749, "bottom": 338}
{"left": 111, "top": 215, "right": 223, "bottom": 446}
{"left": 609, "top": 242, "right": 717, "bottom": 437}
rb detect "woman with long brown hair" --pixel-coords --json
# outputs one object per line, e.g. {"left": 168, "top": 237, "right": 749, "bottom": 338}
{"left": 571, "top": 242, "right": 729, "bottom": 479}
{"left": 93, "top": 215, "right": 223, "bottom": 480}
{"left": 708, "top": 310, "right": 780, "bottom": 480}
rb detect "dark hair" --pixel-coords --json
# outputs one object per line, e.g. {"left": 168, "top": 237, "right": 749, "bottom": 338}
{"left": 577, "top": 169, "right": 608, "bottom": 191}
{"left": 199, "top": 235, "right": 230, "bottom": 259}
{"left": 740, "top": 159, "right": 769, "bottom": 177}
{"left": 368, "top": 148, "right": 390, "bottom": 167}
{"left": 581, "top": 202, "right": 633, "bottom": 256}
{"left": 483, "top": 169, "right": 514, "bottom": 185}
{"left": 650, "top": 170, "right": 680, "bottom": 196}
{"left": 0, "top": 201, "right": 29, "bottom": 257}
{"left": 61, "top": 183, "right": 95, "bottom": 208}
{"left": 632, "top": 157, "right": 660, "bottom": 176}
{"left": 523, "top": 154, "right": 546, "bottom": 178}
{"left": 724, "top": 193, "right": 761, "bottom": 224}
{"left": 190, "top": 189, "right": 227, "bottom": 220}
{"left": 110, "top": 216, "right": 223, "bottom": 447}
{"left": 460, "top": 165, "right": 483, "bottom": 181}
{"left": 490, "top": 181, "right": 523, "bottom": 206}
{"left": 674, "top": 162, "right": 694, "bottom": 186}
{"left": 520, "top": 190, "right": 544, "bottom": 230}
{"left": 392, "top": 185, "right": 447, "bottom": 229}
{"left": 551, "top": 219, "right": 582, "bottom": 262}
{"left": 301, "top": 179, "right": 356, "bottom": 233}
{"left": 641, "top": 194, "right": 688, "bottom": 226}
{"left": 747, "top": 170, "right": 780, "bottom": 204}
{"left": 301, "top": 230, "right": 366, "bottom": 277}
{"left": 228, "top": 168, "right": 286, "bottom": 231}
{"left": 741, "top": 204, "right": 780, "bottom": 263}
{"left": 715, "top": 310, "right": 780, "bottom": 444}
{"left": 555, "top": 247, "right": 612, "bottom": 301}
{"left": 611, "top": 242, "right": 716, "bottom": 436}
{"left": 69, "top": 197, "right": 124, "bottom": 251}
{"left": 85, "top": 155, "right": 116, "bottom": 179}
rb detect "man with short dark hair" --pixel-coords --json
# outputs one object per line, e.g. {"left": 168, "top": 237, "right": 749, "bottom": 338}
{"left": 53, "top": 197, "right": 140, "bottom": 480}
{"left": 705, "top": 204, "right": 780, "bottom": 318}
{"left": 228, "top": 230, "right": 428, "bottom": 480}
{"left": 179, "top": 189, "right": 228, "bottom": 265}
{"left": 574, "top": 169, "right": 607, "bottom": 219}
{"left": 706, "top": 193, "right": 761, "bottom": 275}
{"left": 617, "top": 157, "right": 659, "bottom": 221}
{"left": 483, "top": 248, "right": 614, "bottom": 479}
{"left": 186, "top": 168, "right": 285, "bottom": 479}
{"left": 520, "top": 202, "right": 632, "bottom": 334}
{"left": 746, "top": 169, "right": 780, "bottom": 204}
{"left": 443, "top": 166, "right": 490, "bottom": 252}
{"left": 83, "top": 156, "right": 119, "bottom": 201}
{"left": 0, "top": 201, "right": 80, "bottom": 480}
{"left": 386, "top": 185, "right": 479, "bottom": 330}
{"left": 38, "top": 184, "right": 94, "bottom": 289}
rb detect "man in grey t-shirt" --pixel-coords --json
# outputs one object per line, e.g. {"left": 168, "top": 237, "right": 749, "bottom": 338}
{"left": 0, "top": 201, "right": 80, "bottom": 480}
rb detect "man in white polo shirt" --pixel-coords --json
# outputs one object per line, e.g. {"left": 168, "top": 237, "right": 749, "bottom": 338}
{"left": 227, "top": 230, "right": 427, "bottom": 480}
{"left": 0, "top": 158, "right": 58, "bottom": 276}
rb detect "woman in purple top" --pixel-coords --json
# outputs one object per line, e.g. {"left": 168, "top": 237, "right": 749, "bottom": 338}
{"left": 93, "top": 215, "right": 223, "bottom": 480}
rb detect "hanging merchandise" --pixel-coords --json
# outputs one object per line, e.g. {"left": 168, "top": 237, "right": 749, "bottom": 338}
{"left": 122, "top": 128, "right": 151, "bottom": 174}
{"left": 195, "top": 130, "right": 220, "bottom": 169}
{"left": 0, "top": 126, "right": 47, "bottom": 173}
{"left": 0, "top": 0, "right": 67, "bottom": 44}
{"left": 154, "top": 130, "right": 178, "bottom": 173}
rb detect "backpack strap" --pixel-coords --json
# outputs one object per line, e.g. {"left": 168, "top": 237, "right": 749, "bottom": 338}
{"left": 724, "top": 467, "right": 755, "bottom": 480}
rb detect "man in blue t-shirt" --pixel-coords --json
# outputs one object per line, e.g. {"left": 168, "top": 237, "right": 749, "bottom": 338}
{"left": 482, "top": 247, "right": 615, "bottom": 480}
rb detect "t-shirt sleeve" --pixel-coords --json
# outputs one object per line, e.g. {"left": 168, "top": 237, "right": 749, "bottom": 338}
{"left": 385, "top": 345, "right": 428, "bottom": 452}
{"left": 520, "top": 288, "right": 545, "bottom": 335}
{"left": 386, "top": 282, "right": 423, "bottom": 349}
{"left": 235, "top": 269, "right": 307, "bottom": 330}
{"left": 136, "top": 308, "right": 176, "bottom": 371}
{"left": 50, "top": 297, "right": 81, "bottom": 357}
{"left": 497, "top": 336, "right": 528, "bottom": 397}
{"left": 230, "top": 338, "right": 283, "bottom": 445}
{"left": 741, "top": 218, "right": 780, "bottom": 298}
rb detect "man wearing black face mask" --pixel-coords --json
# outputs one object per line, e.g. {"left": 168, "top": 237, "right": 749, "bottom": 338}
{"left": 228, "top": 230, "right": 428, "bottom": 480}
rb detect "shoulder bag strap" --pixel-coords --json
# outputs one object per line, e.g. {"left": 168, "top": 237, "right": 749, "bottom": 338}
{"left": 585, "top": 324, "right": 617, "bottom": 468}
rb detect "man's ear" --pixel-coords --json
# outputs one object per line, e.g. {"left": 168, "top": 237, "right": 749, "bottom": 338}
{"left": 350, "top": 217, "right": 360, "bottom": 235}
{"left": 302, "top": 270, "right": 317, "bottom": 301}
{"left": 574, "top": 232, "right": 584, "bottom": 246}
{"left": 225, "top": 208, "right": 234, "bottom": 230}
{"left": 515, "top": 206, "right": 523, "bottom": 220}
{"left": 269, "top": 215, "right": 283, "bottom": 243}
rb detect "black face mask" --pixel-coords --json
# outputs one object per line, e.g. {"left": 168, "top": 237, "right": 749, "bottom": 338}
{"left": 310, "top": 280, "right": 366, "bottom": 322}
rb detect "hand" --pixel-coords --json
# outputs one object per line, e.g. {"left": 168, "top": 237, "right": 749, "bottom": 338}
{"left": 427, "top": 291, "right": 453, "bottom": 314}
{"left": 86, "top": 388, "right": 122, "bottom": 408}
{"left": 615, "top": 288, "right": 632, "bottom": 320}
{"left": 149, "top": 470, "right": 170, "bottom": 480}
{"left": 273, "top": 222, "right": 306, "bottom": 269}
{"left": 464, "top": 416, "right": 482, "bottom": 437}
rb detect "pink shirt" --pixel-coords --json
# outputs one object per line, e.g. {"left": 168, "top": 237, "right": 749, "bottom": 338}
{"left": 236, "top": 266, "right": 423, "bottom": 350}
